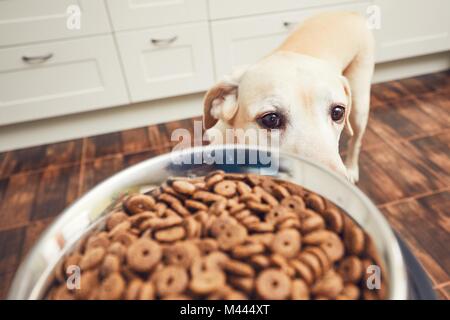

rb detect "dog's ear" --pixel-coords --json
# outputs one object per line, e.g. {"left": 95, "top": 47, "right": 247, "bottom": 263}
{"left": 341, "top": 76, "right": 354, "bottom": 136}
{"left": 203, "top": 66, "right": 247, "bottom": 130}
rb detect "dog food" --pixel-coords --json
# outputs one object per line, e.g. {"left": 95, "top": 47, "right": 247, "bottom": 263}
{"left": 47, "top": 171, "right": 387, "bottom": 300}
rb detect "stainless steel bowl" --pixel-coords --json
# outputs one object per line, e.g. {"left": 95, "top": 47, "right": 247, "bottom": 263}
{"left": 8, "top": 145, "right": 408, "bottom": 299}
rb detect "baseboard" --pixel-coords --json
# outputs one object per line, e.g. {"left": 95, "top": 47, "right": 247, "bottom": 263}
{"left": 0, "top": 51, "right": 449, "bottom": 152}
{"left": 372, "top": 51, "right": 450, "bottom": 83}
{"left": 0, "top": 92, "right": 205, "bottom": 152}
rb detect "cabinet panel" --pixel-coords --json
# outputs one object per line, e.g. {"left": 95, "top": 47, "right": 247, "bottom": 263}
{"left": 116, "top": 22, "right": 214, "bottom": 102}
{"left": 0, "top": 0, "right": 110, "bottom": 47}
{"left": 211, "top": 3, "right": 369, "bottom": 78}
{"left": 373, "top": 0, "right": 450, "bottom": 62}
{"left": 0, "top": 36, "right": 129, "bottom": 125}
{"left": 106, "top": 0, "right": 207, "bottom": 31}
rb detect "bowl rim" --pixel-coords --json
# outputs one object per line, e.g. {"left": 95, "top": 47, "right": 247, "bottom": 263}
{"left": 8, "top": 144, "right": 408, "bottom": 300}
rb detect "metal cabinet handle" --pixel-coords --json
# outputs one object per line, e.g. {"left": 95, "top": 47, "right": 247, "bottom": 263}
{"left": 22, "top": 53, "right": 53, "bottom": 64}
{"left": 283, "top": 21, "right": 297, "bottom": 28}
{"left": 150, "top": 36, "right": 178, "bottom": 46}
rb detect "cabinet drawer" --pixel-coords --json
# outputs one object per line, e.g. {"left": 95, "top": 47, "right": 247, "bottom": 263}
{"left": 106, "top": 0, "right": 207, "bottom": 31}
{"left": 0, "top": 0, "right": 110, "bottom": 47}
{"left": 116, "top": 22, "right": 214, "bottom": 102}
{"left": 373, "top": 0, "right": 450, "bottom": 62}
{"left": 211, "top": 3, "right": 369, "bottom": 78}
{"left": 0, "top": 36, "right": 129, "bottom": 126}
{"left": 209, "top": 0, "right": 359, "bottom": 20}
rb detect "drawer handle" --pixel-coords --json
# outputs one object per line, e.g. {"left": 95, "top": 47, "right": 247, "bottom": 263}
{"left": 22, "top": 53, "right": 53, "bottom": 64}
{"left": 283, "top": 21, "right": 297, "bottom": 28}
{"left": 150, "top": 36, "right": 178, "bottom": 46}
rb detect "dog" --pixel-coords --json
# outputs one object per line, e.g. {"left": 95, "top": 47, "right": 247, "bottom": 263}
{"left": 203, "top": 11, "right": 375, "bottom": 183}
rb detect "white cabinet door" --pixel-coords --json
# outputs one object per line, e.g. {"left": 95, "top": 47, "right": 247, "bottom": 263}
{"left": 0, "top": 0, "right": 111, "bottom": 47}
{"left": 106, "top": 0, "right": 207, "bottom": 31}
{"left": 116, "top": 22, "right": 214, "bottom": 102}
{"left": 0, "top": 36, "right": 129, "bottom": 126}
{"left": 373, "top": 0, "right": 450, "bottom": 62}
{"left": 211, "top": 3, "right": 370, "bottom": 79}
{"left": 209, "top": 0, "right": 359, "bottom": 20}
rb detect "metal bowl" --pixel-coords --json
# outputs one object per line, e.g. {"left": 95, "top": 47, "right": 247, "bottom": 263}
{"left": 8, "top": 145, "right": 408, "bottom": 299}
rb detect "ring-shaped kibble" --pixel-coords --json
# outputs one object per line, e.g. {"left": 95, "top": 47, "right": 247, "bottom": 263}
{"left": 106, "top": 211, "right": 129, "bottom": 231}
{"left": 172, "top": 180, "right": 196, "bottom": 195}
{"left": 164, "top": 241, "right": 200, "bottom": 268}
{"left": 271, "top": 228, "right": 301, "bottom": 258}
{"left": 311, "top": 270, "right": 344, "bottom": 299}
{"left": 256, "top": 268, "right": 291, "bottom": 300}
{"left": 209, "top": 216, "right": 236, "bottom": 237}
{"left": 289, "top": 259, "right": 315, "bottom": 286}
{"left": 127, "top": 238, "right": 162, "bottom": 273}
{"left": 338, "top": 256, "right": 363, "bottom": 282}
{"left": 298, "top": 252, "right": 323, "bottom": 279}
{"left": 305, "top": 193, "right": 326, "bottom": 213}
{"left": 266, "top": 205, "right": 296, "bottom": 224}
{"left": 344, "top": 225, "right": 365, "bottom": 255}
{"left": 47, "top": 172, "right": 386, "bottom": 300}
{"left": 125, "top": 194, "right": 155, "bottom": 214}
{"left": 190, "top": 270, "right": 226, "bottom": 295}
{"left": 320, "top": 234, "right": 345, "bottom": 262}
{"left": 281, "top": 195, "right": 305, "bottom": 212}
{"left": 214, "top": 180, "right": 237, "bottom": 197}
{"left": 98, "top": 272, "right": 126, "bottom": 300}
{"left": 79, "top": 247, "right": 106, "bottom": 270}
{"left": 217, "top": 223, "right": 247, "bottom": 251}
{"left": 291, "top": 279, "right": 310, "bottom": 300}
{"left": 304, "top": 246, "right": 331, "bottom": 274}
{"left": 155, "top": 265, "right": 189, "bottom": 297}
{"left": 125, "top": 278, "right": 143, "bottom": 300}
{"left": 322, "top": 207, "right": 344, "bottom": 233}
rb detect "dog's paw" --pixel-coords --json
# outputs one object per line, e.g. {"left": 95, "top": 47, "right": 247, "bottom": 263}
{"left": 346, "top": 165, "right": 359, "bottom": 184}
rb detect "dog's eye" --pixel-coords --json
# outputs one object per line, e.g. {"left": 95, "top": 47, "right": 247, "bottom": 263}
{"left": 257, "top": 112, "right": 284, "bottom": 129}
{"left": 330, "top": 105, "right": 345, "bottom": 123}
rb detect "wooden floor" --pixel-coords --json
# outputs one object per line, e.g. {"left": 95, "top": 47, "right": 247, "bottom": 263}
{"left": 0, "top": 71, "right": 449, "bottom": 299}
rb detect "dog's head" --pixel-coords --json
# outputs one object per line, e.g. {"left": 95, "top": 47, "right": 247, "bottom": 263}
{"left": 203, "top": 51, "right": 353, "bottom": 177}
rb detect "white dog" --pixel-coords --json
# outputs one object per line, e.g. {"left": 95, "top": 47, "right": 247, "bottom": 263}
{"left": 203, "top": 12, "right": 375, "bottom": 183}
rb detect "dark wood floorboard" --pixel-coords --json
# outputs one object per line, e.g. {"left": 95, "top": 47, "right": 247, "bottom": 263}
{"left": 0, "top": 71, "right": 448, "bottom": 299}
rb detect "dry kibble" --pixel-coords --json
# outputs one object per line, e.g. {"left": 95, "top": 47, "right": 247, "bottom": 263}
{"left": 217, "top": 223, "right": 247, "bottom": 250}
{"left": 155, "top": 266, "right": 189, "bottom": 297}
{"left": 98, "top": 273, "right": 125, "bottom": 300}
{"left": 139, "top": 282, "right": 156, "bottom": 300}
{"left": 311, "top": 270, "right": 344, "bottom": 299}
{"left": 214, "top": 180, "right": 237, "bottom": 197}
{"left": 291, "top": 279, "right": 310, "bottom": 300}
{"left": 154, "top": 225, "right": 186, "bottom": 242}
{"left": 125, "top": 278, "right": 143, "bottom": 300}
{"left": 322, "top": 207, "right": 344, "bottom": 233}
{"left": 305, "top": 193, "right": 326, "bottom": 213}
{"left": 344, "top": 225, "right": 365, "bottom": 255}
{"left": 79, "top": 247, "right": 105, "bottom": 270}
{"left": 127, "top": 238, "right": 162, "bottom": 272}
{"left": 298, "top": 251, "right": 323, "bottom": 279}
{"left": 281, "top": 196, "right": 305, "bottom": 212}
{"left": 256, "top": 269, "right": 291, "bottom": 300}
{"left": 47, "top": 173, "right": 386, "bottom": 300}
{"left": 271, "top": 228, "right": 301, "bottom": 258}
{"left": 106, "top": 211, "right": 129, "bottom": 231}
{"left": 164, "top": 241, "right": 201, "bottom": 268}
{"left": 338, "top": 256, "right": 363, "bottom": 283}
{"left": 340, "top": 283, "right": 360, "bottom": 300}
{"left": 190, "top": 270, "right": 226, "bottom": 295}
{"left": 172, "top": 180, "right": 196, "bottom": 195}
{"left": 125, "top": 194, "right": 155, "bottom": 214}
{"left": 100, "top": 254, "right": 120, "bottom": 276}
